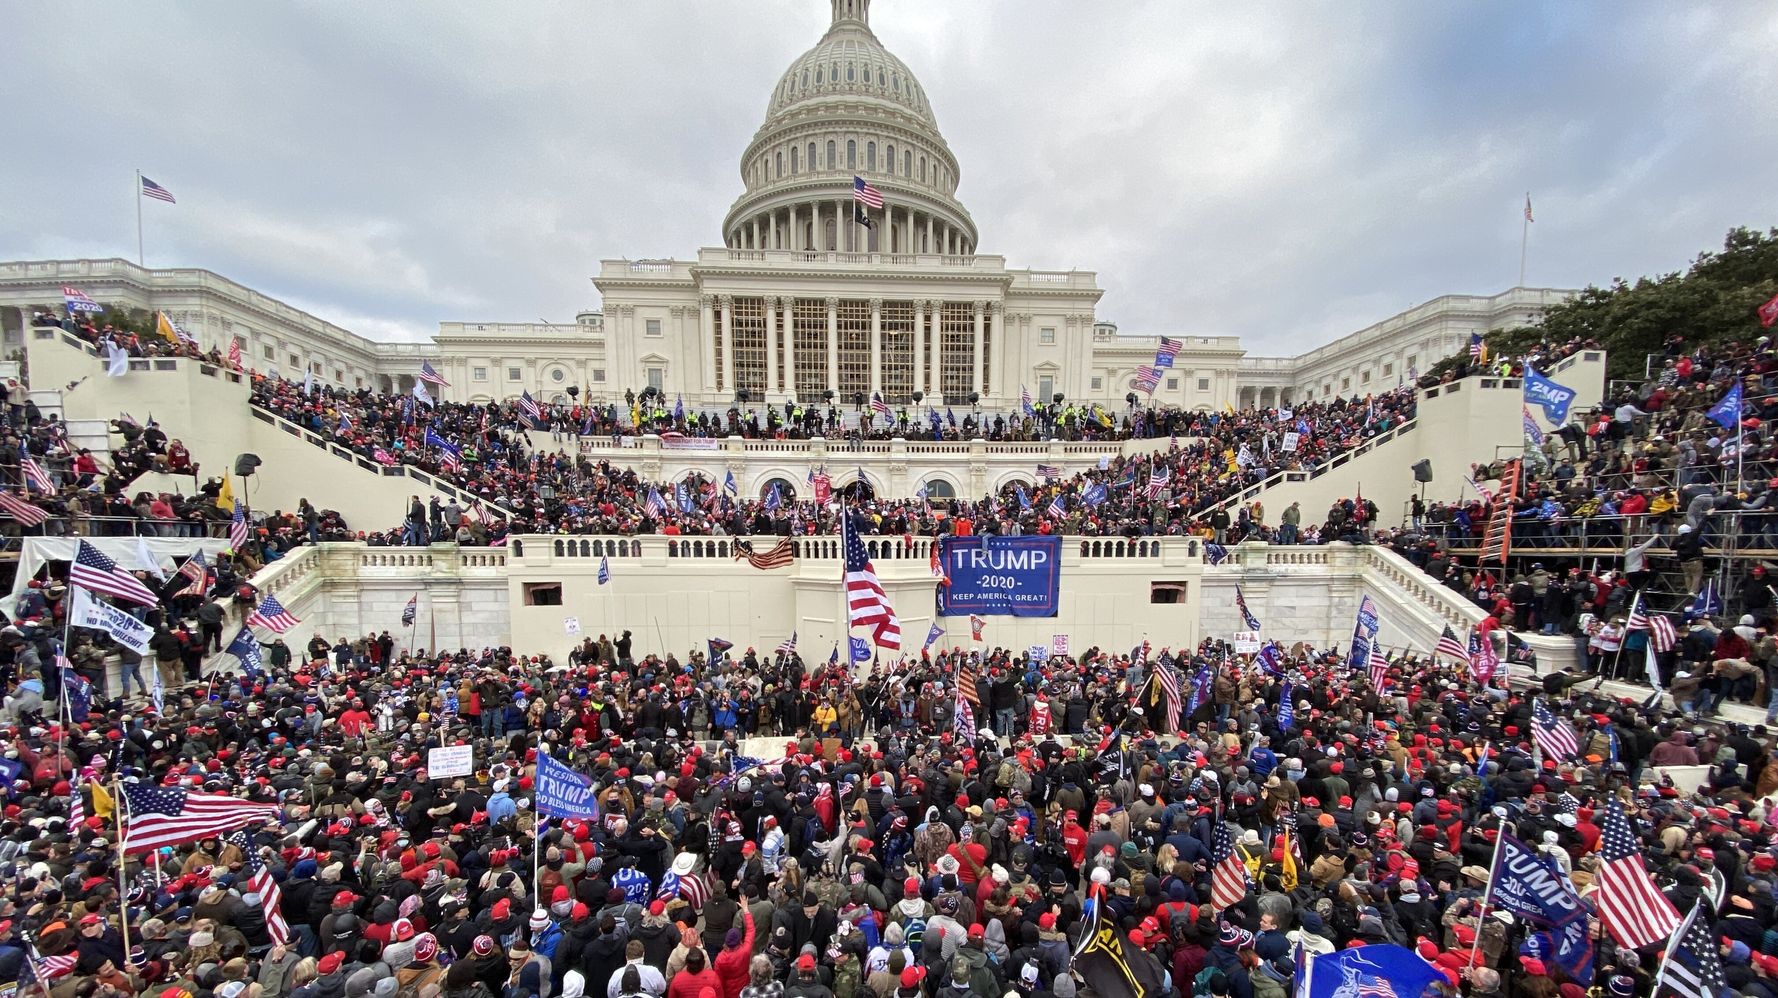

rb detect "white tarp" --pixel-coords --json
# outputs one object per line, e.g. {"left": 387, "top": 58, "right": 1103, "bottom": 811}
{"left": 11, "top": 536, "right": 233, "bottom": 600}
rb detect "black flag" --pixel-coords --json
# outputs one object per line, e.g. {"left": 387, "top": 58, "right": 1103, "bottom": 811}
{"left": 1073, "top": 897, "right": 1164, "bottom": 998}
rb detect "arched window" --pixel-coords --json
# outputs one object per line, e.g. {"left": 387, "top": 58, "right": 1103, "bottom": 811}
{"left": 816, "top": 66, "right": 824, "bottom": 84}
{"left": 877, "top": 68, "right": 885, "bottom": 86}
{"left": 866, "top": 141, "right": 876, "bottom": 171}
{"left": 801, "top": 70, "right": 809, "bottom": 88}
{"left": 903, "top": 151, "right": 911, "bottom": 175}
{"left": 790, "top": 146, "right": 799, "bottom": 174}
{"left": 923, "top": 479, "right": 956, "bottom": 499}
{"left": 846, "top": 63, "right": 855, "bottom": 82}
{"left": 847, "top": 140, "right": 856, "bottom": 168}
{"left": 775, "top": 151, "right": 783, "bottom": 178}
{"left": 826, "top": 140, "right": 836, "bottom": 168}
{"left": 824, "top": 217, "right": 837, "bottom": 249}
{"left": 919, "top": 156, "right": 926, "bottom": 182}
{"left": 885, "top": 144, "right": 895, "bottom": 173}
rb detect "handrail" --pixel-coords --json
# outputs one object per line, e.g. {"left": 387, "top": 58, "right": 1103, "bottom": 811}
{"left": 1205, "top": 419, "right": 1419, "bottom": 514}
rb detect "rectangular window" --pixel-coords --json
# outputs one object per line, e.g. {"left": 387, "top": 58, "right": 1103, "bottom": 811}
{"left": 1324, "top": 383, "right": 1332, "bottom": 396}
{"left": 523, "top": 582, "right": 563, "bottom": 606}
{"left": 1167, "top": 378, "right": 1179, "bottom": 391}
{"left": 1151, "top": 582, "right": 1188, "bottom": 604}
{"left": 645, "top": 319, "right": 662, "bottom": 337}
{"left": 508, "top": 367, "right": 522, "bottom": 381}
{"left": 592, "top": 369, "right": 606, "bottom": 383}
{"left": 1039, "top": 326, "right": 1056, "bottom": 345}
{"left": 1197, "top": 378, "right": 1209, "bottom": 391}
{"left": 311, "top": 362, "right": 322, "bottom": 374}
{"left": 880, "top": 300, "right": 915, "bottom": 403}
{"left": 793, "top": 298, "right": 829, "bottom": 402}
{"left": 1090, "top": 377, "right": 1103, "bottom": 391}
{"left": 1406, "top": 354, "right": 1418, "bottom": 371}
{"left": 1037, "top": 375, "right": 1054, "bottom": 401}
{"left": 289, "top": 353, "right": 300, "bottom": 367}
{"left": 262, "top": 345, "right": 274, "bottom": 360}
{"left": 1341, "top": 377, "right": 1351, "bottom": 392}
{"left": 1382, "top": 362, "right": 1393, "bottom": 376}
{"left": 731, "top": 297, "right": 769, "bottom": 397}
{"left": 647, "top": 368, "right": 664, "bottom": 392}
{"left": 473, "top": 367, "right": 488, "bottom": 381}
{"left": 836, "top": 299, "right": 871, "bottom": 400}
{"left": 1361, "top": 371, "right": 1371, "bottom": 384}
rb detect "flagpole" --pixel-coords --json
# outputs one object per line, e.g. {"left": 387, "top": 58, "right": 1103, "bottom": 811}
{"left": 114, "top": 775, "right": 132, "bottom": 962}
{"left": 533, "top": 740, "right": 546, "bottom": 903}
{"left": 1518, "top": 192, "right": 1529, "bottom": 287}
{"left": 1466, "top": 827, "right": 1506, "bottom": 971}
{"left": 135, "top": 170, "right": 145, "bottom": 266}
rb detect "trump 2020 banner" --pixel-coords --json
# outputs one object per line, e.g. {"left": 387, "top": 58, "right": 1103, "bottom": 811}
{"left": 937, "top": 535, "right": 1062, "bottom": 617}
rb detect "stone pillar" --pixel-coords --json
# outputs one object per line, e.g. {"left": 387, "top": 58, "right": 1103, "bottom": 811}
{"left": 750, "top": 218, "right": 759, "bottom": 249}
{"left": 983, "top": 301, "right": 998, "bottom": 400}
{"left": 718, "top": 295, "right": 734, "bottom": 393}
{"left": 971, "top": 301, "right": 985, "bottom": 396}
{"left": 699, "top": 295, "right": 716, "bottom": 396}
{"left": 789, "top": 204, "right": 799, "bottom": 251}
{"left": 836, "top": 198, "right": 846, "bottom": 251}
{"left": 825, "top": 296, "right": 839, "bottom": 394}
{"left": 764, "top": 296, "right": 779, "bottom": 394}
{"left": 928, "top": 299, "right": 943, "bottom": 402}
{"left": 782, "top": 296, "right": 798, "bottom": 400}
{"left": 911, "top": 300, "right": 925, "bottom": 395}
{"left": 869, "top": 298, "right": 883, "bottom": 398}
{"left": 926, "top": 213, "right": 934, "bottom": 254}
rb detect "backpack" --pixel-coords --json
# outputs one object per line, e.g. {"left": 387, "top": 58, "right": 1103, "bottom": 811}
{"left": 901, "top": 912, "right": 927, "bottom": 954}
{"left": 1192, "top": 966, "right": 1228, "bottom": 998}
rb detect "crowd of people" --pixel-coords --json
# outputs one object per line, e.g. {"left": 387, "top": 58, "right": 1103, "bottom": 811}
{"left": 2, "top": 610, "right": 1776, "bottom": 998}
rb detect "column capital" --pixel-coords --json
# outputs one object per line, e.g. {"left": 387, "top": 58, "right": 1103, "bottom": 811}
{"left": 698, "top": 294, "right": 715, "bottom": 308}
{"left": 983, "top": 301, "right": 1000, "bottom": 316}
{"left": 716, "top": 294, "right": 734, "bottom": 308}
{"left": 971, "top": 300, "right": 985, "bottom": 316}
{"left": 825, "top": 296, "right": 840, "bottom": 309}
{"left": 868, "top": 297, "right": 883, "bottom": 310}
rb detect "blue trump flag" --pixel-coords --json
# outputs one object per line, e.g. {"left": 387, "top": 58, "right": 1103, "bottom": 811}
{"left": 850, "top": 635, "right": 871, "bottom": 665}
{"left": 1522, "top": 367, "right": 1577, "bottom": 423}
{"left": 226, "top": 627, "right": 263, "bottom": 676}
{"left": 1707, "top": 381, "right": 1742, "bottom": 430}
{"left": 1300, "top": 944, "right": 1444, "bottom": 998}
{"left": 1486, "top": 831, "right": 1594, "bottom": 984}
{"left": 535, "top": 752, "right": 602, "bottom": 820}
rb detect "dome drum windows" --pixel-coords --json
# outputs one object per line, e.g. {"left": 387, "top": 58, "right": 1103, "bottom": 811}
{"left": 866, "top": 141, "right": 876, "bottom": 171}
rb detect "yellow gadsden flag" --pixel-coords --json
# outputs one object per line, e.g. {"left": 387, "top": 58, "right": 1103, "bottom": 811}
{"left": 89, "top": 780, "right": 115, "bottom": 822}
{"left": 216, "top": 473, "right": 236, "bottom": 512}
{"left": 1280, "top": 828, "right": 1299, "bottom": 891}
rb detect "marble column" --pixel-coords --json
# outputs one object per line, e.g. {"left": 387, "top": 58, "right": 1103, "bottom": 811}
{"left": 972, "top": 301, "right": 986, "bottom": 396}
{"left": 928, "top": 299, "right": 944, "bottom": 402}
{"left": 718, "top": 295, "right": 734, "bottom": 393}
{"left": 911, "top": 300, "right": 925, "bottom": 395}
{"left": 826, "top": 296, "right": 839, "bottom": 395}
{"left": 783, "top": 297, "right": 798, "bottom": 399}
{"left": 869, "top": 298, "right": 883, "bottom": 399}
{"left": 698, "top": 296, "right": 716, "bottom": 395}
{"left": 764, "top": 296, "right": 780, "bottom": 394}
{"left": 926, "top": 214, "right": 934, "bottom": 254}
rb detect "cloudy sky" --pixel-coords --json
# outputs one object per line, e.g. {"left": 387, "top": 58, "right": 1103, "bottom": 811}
{"left": 3, "top": 2, "right": 1774, "bottom": 354}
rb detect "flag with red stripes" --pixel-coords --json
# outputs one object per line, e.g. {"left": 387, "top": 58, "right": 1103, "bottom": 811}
{"left": 0, "top": 490, "right": 48, "bottom": 526}
{"left": 1596, "top": 799, "right": 1680, "bottom": 949}
{"left": 245, "top": 594, "right": 301, "bottom": 633}
{"left": 227, "top": 830, "right": 290, "bottom": 945}
{"left": 1209, "top": 817, "right": 1251, "bottom": 910}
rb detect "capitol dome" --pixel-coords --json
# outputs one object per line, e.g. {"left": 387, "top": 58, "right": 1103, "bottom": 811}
{"left": 722, "top": 0, "right": 978, "bottom": 256}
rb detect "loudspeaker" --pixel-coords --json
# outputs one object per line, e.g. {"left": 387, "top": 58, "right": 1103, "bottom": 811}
{"left": 234, "top": 453, "right": 263, "bottom": 477}
{"left": 1411, "top": 459, "right": 1434, "bottom": 483}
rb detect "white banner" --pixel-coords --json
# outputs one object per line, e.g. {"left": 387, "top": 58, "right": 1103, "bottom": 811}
{"left": 1280, "top": 432, "right": 1300, "bottom": 453}
{"left": 70, "top": 587, "right": 153, "bottom": 655}
{"left": 1232, "top": 630, "right": 1262, "bottom": 654}
{"left": 563, "top": 616, "right": 581, "bottom": 635}
{"left": 1052, "top": 634, "right": 1070, "bottom": 655}
{"left": 427, "top": 745, "right": 475, "bottom": 779}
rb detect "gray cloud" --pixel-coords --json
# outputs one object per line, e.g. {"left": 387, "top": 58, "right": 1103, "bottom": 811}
{"left": 2, "top": 1, "right": 1773, "bottom": 353}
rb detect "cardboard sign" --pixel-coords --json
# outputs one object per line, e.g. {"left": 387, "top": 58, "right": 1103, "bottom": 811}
{"left": 564, "top": 616, "right": 581, "bottom": 635}
{"left": 428, "top": 744, "right": 474, "bottom": 779}
{"left": 1233, "top": 630, "right": 1262, "bottom": 654}
{"left": 1052, "top": 634, "right": 1070, "bottom": 655}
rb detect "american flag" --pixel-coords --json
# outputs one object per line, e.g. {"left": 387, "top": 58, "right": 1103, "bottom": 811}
{"left": 1523, "top": 193, "right": 1534, "bottom": 223}
{"left": 518, "top": 391, "right": 543, "bottom": 427}
{"left": 843, "top": 513, "right": 899, "bottom": 648}
{"left": 1154, "top": 661, "right": 1181, "bottom": 730}
{"left": 735, "top": 537, "right": 795, "bottom": 569}
{"left": 1132, "top": 365, "right": 1160, "bottom": 394}
{"left": 175, "top": 550, "right": 208, "bottom": 598}
{"left": 245, "top": 593, "right": 301, "bottom": 634}
{"left": 69, "top": 539, "right": 160, "bottom": 606}
{"left": 1468, "top": 332, "right": 1484, "bottom": 361}
{"left": 140, "top": 176, "right": 176, "bottom": 203}
{"left": 1146, "top": 464, "right": 1171, "bottom": 500}
{"left": 1020, "top": 384, "right": 1035, "bottom": 416}
{"left": 644, "top": 488, "right": 668, "bottom": 517}
{"left": 418, "top": 360, "right": 451, "bottom": 387}
{"left": 62, "top": 286, "right": 105, "bottom": 313}
{"left": 775, "top": 631, "right": 797, "bottom": 656}
{"left": 121, "top": 781, "right": 279, "bottom": 853}
{"left": 68, "top": 782, "right": 86, "bottom": 827}
{"left": 1154, "top": 336, "right": 1181, "bottom": 368}
{"left": 227, "top": 830, "right": 291, "bottom": 945}
{"left": 230, "top": 499, "right": 251, "bottom": 550}
{"left": 1209, "top": 818, "right": 1251, "bottom": 910}
{"left": 1627, "top": 592, "right": 1679, "bottom": 653}
{"left": 402, "top": 594, "right": 418, "bottom": 626}
{"left": 852, "top": 175, "right": 884, "bottom": 210}
{"left": 1435, "top": 624, "right": 1468, "bottom": 661}
{"left": 956, "top": 654, "right": 980, "bottom": 707}
{"left": 0, "top": 490, "right": 47, "bottom": 527}
{"left": 1653, "top": 900, "right": 1727, "bottom": 998}
{"left": 20, "top": 455, "right": 53, "bottom": 493}
{"left": 1597, "top": 799, "right": 1680, "bottom": 949}
{"left": 1530, "top": 699, "right": 1579, "bottom": 760}
{"left": 29, "top": 944, "right": 77, "bottom": 983}
{"left": 1046, "top": 494, "right": 1065, "bottom": 518}
{"left": 870, "top": 392, "right": 892, "bottom": 419}
{"left": 1233, "top": 585, "right": 1261, "bottom": 631}
{"left": 1036, "top": 463, "right": 1061, "bottom": 479}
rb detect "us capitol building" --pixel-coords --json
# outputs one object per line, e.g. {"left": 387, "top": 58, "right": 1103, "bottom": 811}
{"left": 0, "top": 0, "right": 1570, "bottom": 411}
